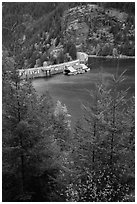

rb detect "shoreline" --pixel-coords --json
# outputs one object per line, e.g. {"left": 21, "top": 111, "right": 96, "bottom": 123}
{"left": 88, "top": 55, "right": 135, "bottom": 59}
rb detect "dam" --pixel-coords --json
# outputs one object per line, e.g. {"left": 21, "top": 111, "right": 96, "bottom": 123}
{"left": 18, "top": 60, "right": 82, "bottom": 79}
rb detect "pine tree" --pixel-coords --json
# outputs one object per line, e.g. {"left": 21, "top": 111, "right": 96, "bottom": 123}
{"left": 53, "top": 100, "right": 71, "bottom": 151}
{"left": 2, "top": 54, "right": 72, "bottom": 202}
{"left": 66, "top": 71, "right": 135, "bottom": 202}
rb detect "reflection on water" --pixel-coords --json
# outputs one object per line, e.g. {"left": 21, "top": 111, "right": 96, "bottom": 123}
{"left": 32, "top": 58, "right": 135, "bottom": 128}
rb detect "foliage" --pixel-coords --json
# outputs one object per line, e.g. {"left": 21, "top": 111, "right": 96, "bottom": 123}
{"left": 57, "top": 50, "right": 65, "bottom": 64}
{"left": 53, "top": 100, "right": 71, "bottom": 151}
{"left": 102, "top": 2, "right": 135, "bottom": 14}
{"left": 64, "top": 42, "right": 77, "bottom": 60}
{"left": 2, "top": 2, "right": 135, "bottom": 202}
{"left": 2, "top": 2, "right": 135, "bottom": 65}
{"left": 65, "top": 71, "right": 135, "bottom": 202}
{"left": 2, "top": 54, "right": 72, "bottom": 201}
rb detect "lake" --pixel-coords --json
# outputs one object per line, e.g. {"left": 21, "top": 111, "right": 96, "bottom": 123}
{"left": 32, "top": 58, "right": 135, "bottom": 128}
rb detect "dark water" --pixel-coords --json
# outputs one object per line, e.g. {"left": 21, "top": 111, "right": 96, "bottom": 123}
{"left": 32, "top": 58, "right": 135, "bottom": 128}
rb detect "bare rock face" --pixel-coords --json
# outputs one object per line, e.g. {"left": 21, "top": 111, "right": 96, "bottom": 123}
{"left": 62, "top": 4, "right": 103, "bottom": 52}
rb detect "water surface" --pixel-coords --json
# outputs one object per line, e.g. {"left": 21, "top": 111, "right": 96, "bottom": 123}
{"left": 33, "top": 58, "right": 135, "bottom": 128}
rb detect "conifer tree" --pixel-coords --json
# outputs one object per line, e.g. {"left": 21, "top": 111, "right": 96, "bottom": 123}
{"left": 53, "top": 100, "right": 71, "bottom": 151}
{"left": 66, "top": 71, "right": 135, "bottom": 202}
{"left": 2, "top": 52, "right": 72, "bottom": 202}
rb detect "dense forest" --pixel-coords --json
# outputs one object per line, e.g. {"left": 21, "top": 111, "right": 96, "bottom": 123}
{"left": 2, "top": 2, "right": 135, "bottom": 202}
{"left": 3, "top": 2, "right": 135, "bottom": 68}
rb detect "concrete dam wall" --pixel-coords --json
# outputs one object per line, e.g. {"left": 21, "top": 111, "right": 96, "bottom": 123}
{"left": 18, "top": 60, "right": 80, "bottom": 79}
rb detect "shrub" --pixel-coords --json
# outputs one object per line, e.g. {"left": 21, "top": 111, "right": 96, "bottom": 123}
{"left": 64, "top": 42, "right": 77, "bottom": 60}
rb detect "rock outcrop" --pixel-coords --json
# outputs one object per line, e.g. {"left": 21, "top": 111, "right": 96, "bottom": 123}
{"left": 62, "top": 4, "right": 135, "bottom": 56}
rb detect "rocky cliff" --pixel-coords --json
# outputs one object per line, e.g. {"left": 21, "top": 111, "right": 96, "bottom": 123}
{"left": 62, "top": 4, "right": 134, "bottom": 56}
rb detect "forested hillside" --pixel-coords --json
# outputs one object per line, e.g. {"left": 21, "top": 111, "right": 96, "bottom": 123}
{"left": 3, "top": 2, "right": 135, "bottom": 69}
{"left": 2, "top": 2, "right": 135, "bottom": 202}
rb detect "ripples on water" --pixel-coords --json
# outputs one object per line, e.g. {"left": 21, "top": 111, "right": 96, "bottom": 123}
{"left": 33, "top": 58, "right": 135, "bottom": 128}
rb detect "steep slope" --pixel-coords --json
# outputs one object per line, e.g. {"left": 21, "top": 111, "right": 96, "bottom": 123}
{"left": 62, "top": 4, "right": 135, "bottom": 56}
{"left": 2, "top": 3, "right": 135, "bottom": 69}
